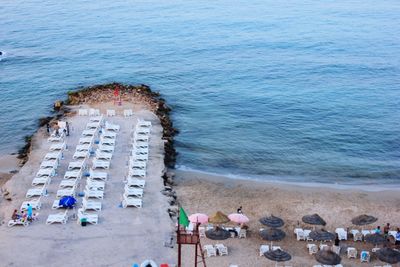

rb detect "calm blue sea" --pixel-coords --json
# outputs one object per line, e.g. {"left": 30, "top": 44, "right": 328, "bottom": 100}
{"left": 1, "top": 0, "right": 399, "bottom": 184}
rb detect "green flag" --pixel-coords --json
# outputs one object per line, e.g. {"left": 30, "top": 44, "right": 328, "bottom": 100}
{"left": 179, "top": 207, "right": 189, "bottom": 227}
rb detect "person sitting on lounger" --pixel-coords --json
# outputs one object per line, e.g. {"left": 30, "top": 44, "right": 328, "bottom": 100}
{"left": 374, "top": 226, "right": 382, "bottom": 234}
{"left": 20, "top": 211, "right": 27, "bottom": 222}
{"left": 11, "top": 209, "right": 19, "bottom": 220}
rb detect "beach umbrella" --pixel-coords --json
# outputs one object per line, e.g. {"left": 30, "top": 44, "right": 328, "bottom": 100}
{"left": 59, "top": 196, "right": 76, "bottom": 208}
{"left": 315, "top": 250, "right": 341, "bottom": 265}
{"left": 376, "top": 248, "right": 400, "bottom": 264}
{"left": 208, "top": 211, "right": 230, "bottom": 224}
{"left": 365, "top": 234, "right": 387, "bottom": 246}
{"left": 259, "top": 215, "right": 284, "bottom": 228}
{"left": 302, "top": 214, "right": 326, "bottom": 226}
{"left": 351, "top": 214, "right": 378, "bottom": 226}
{"left": 228, "top": 213, "right": 249, "bottom": 224}
{"left": 188, "top": 213, "right": 208, "bottom": 224}
{"left": 259, "top": 228, "right": 286, "bottom": 241}
{"left": 205, "top": 228, "right": 231, "bottom": 240}
{"left": 309, "top": 229, "right": 335, "bottom": 241}
{"left": 264, "top": 249, "right": 291, "bottom": 266}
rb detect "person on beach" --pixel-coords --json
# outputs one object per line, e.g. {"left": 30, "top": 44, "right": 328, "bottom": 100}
{"left": 374, "top": 226, "right": 382, "bottom": 234}
{"left": 395, "top": 228, "right": 400, "bottom": 246}
{"left": 20, "top": 211, "right": 27, "bottom": 222}
{"left": 55, "top": 128, "right": 60, "bottom": 137}
{"left": 27, "top": 203, "right": 33, "bottom": 221}
{"left": 66, "top": 121, "right": 70, "bottom": 136}
{"left": 11, "top": 209, "right": 19, "bottom": 220}
{"left": 46, "top": 123, "right": 50, "bottom": 135}
{"left": 237, "top": 206, "right": 242, "bottom": 214}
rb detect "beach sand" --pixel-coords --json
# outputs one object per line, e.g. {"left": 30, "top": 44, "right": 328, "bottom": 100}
{"left": 0, "top": 102, "right": 176, "bottom": 266}
{"left": 175, "top": 170, "right": 400, "bottom": 267}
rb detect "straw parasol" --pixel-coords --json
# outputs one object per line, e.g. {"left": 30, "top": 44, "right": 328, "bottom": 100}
{"left": 351, "top": 214, "right": 378, "bottom": 226}
{"left": 309, "top": 229, "right": 335, "bottom": 241}
{"left": 264, "top": 249, "right": 291, "bottom": 264}
{"left": 364, "top": 234, "right": 387, "bottom": 246}
{"left": 376, "top": 248, "right": 400, "bottom": 264}
{"left": 228, "top": 213, "right": 249, "bottom": 224}
{"left": 315, "top": 250, "right": 341, "bottom": 265}
{"left": 259, "top": 215, "right": 284, "bottom": 228}
{"left": 302, "top": 214, "right": 326, "bottom": 226}
{"left": 188, "top": 213, "right": 208, "bottom": 224}
{"left": 205, "top": 228, "right": 231, "bottom": 240}
{"left": 208, "top": 211, "right": 230, "bottom": 224}
{"left": 259, "top": 228, "right": 286, "bottom": 241}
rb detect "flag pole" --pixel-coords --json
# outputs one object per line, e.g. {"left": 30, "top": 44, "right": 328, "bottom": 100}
{"left": 178, "top": 206, "right": 182, "bottom": 267}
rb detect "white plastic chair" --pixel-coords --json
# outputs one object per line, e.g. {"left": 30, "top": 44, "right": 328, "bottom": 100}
{"left": 215, "top": 244, "right": 228, "bottom": 256}
{"left": 106, "top": 109, "right": 116, "bottom": 117}
{"left": 259, "top": 245, "right": 269, "bottom": 256}
{"left": 203, "top": 245, "right": 217, "bottom": 257}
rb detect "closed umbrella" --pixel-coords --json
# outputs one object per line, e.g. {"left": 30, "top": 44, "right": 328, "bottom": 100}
{"left": 228, "top": 213, "right": 249, "bottom": 224}
{"left": 209, "top": 211, "right": 230, "bottom": 224}
{"left": 259, "top": 215, "right": 284, "bottom": 228}
{"left": 309, "top": 229, "right": 335, "bottom": 242}
{"left": 188, "top": 213, "right": 208, "bottom": 224}
{"left": 351, "top": 214, "right": 377, "bottom": 226}
{"left": 315, "top": 250, "right": 341, "bottom": 265}
{"left": 264, "top": 249, "right": 291, "bottom": 266}
{"left": 376, "top": 248, "right": 400, "bottom": 264}
{"left": 302, "top": 214, "right": 326, "bottom": 226}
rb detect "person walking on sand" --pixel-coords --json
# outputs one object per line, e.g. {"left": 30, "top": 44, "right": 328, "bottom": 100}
{"left": 27, "top": 203, "right": 33, "bottom": 221}
{"left": 66, "top": 121, "right": 70, "bottom": 136}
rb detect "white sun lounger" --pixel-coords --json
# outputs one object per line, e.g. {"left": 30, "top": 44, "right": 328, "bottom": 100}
{"left": 79, "top": 137, "right": 94, "bottom": 145}
{"left": 68, "top": 160, "right": 86, "bottom": 171}
{"left": 77, "top": 208, "right": 98, "bottom": 225}
{"left": 132, "top": 141, "right": 149, "bottom": 149}
{"left": 136, "top": 127, "right": 150, "bottom": 135}
{"left": 36, "top": 168, "right": 56, "bottom": 177}
{"left": 123, "top": 109, "right": 133, "bottom": 117}
{"left": 203, "top": 245, "right": 217, "bottom": 257}
{"left": 133, "top": 132, "right": 149, "bottom": 142}
{"left": 56, "top": 187, "right": 76, "bottom": 198}
{"left": 82, "top": 129, "right": 97, "bottom": 137}
{"left": 89, "top": 108, "right": 100, "bottom": 116}
{"left": 50, "top": 142, "right": 66, "bottom": 151}
{"left": 125, "top": 178, "right": 146, "bottom": 188}
{"left": 78, "top": 109, "right": 88, "bottom": 116}
{"left": 98, "top": 144, "right": 114, "bottom": 153}
{"left": 26, "top": 186, "right": 46, "bottom": 198}
{"left": 105, "top": 121, "right": 120, "bottom": 131}
{"left": 48, "top": 135, "right": 64, "bottom": 142}
{"left": 335, "top": 228, "right": 348, "bottom": 240}
{"left": 106, "top": 109, "right": 116, "bottom": 117}
{"left": 131, "top": 147, "right": 149, "bottom": 156}
{"left": 32, "top": 176, "right": 51, "bottom": 186}
{"left": 86, "top": 179, "right": 105, "bottom": 190}
{"left": 130, "top": 154, "right": 148, "bottom": 162}
{"left": 52, "top": 199, "right": 64, "bottom": 209}
{"left": 122, "top": 194, "right": 143, "bottom": 208}
{"left": 124, "top": 187, "right": 143, "bottom": 198}
{"left": 100, "top": 137, "right": 115, "bottom": 146}
{"left": 89, "top": 169, "right": 107, "bottom": 181}
{"left": 215, "top": 244, "right": 228, "bottom": 256}
{"left": 64, "top": 169, "right": 82, "bottom": 179}
{"left": 73, "top": 150, "right": 89, "bottom": 159}
{"left": 92, "top": 159, "right": 110, "bottom": 169}
{"left": 40, "top": 159, "right": 58, "bottom": 169}
{"left": 95, "top": 149, "right": 113, "bottom": 160}
{"left": 89, "top": 115, "right": 103, "bottom": 123}
{"left": 76, "top": 144, "right": 91, "bottom": 152}
{"left": 259, "top": 245, "right": 270, "bottom": 256}
{"left": 101, "top": 131, "right": 117, "bottom": 139}
{"left": 137, "top": 119, "right": 152, "bottom": 127}
{"left": 130, "top": 161, "right": 147, "bottom": 169}
{"left": 84, "top": 189, "right": 104, "bottom": 200}
{"left": 46, "top": 210, "right": 68, "bottom": 225}
{"left": 82, "top": 197, "right": 102, "bottom": 211}
{"left": 86, "top": 122, "right": 99, "bottom": 129}
{"left": 128, "top": 168, "right": 146, "bottom": 178}
{"left": 59, "top": 179, "right": 78, "bottom": 188}
{"left": 8, "top": 219, "right": 29, "bottom": 227}
{"left": 44, "top": 151, "right": 63, "bottom": 161}
{"left": 21, "top": 197, "right": 42, "bottom": 210}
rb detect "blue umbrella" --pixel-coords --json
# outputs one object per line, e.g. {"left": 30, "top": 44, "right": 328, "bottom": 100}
{"left": 59, "top": 196, "right": 76, "bottom": 208}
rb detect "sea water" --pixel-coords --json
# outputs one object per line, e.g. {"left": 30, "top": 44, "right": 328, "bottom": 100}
{"left": 0, "top": 0, "right": 399, "bottom": 184}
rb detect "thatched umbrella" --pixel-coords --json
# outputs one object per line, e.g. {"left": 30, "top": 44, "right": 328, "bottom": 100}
{"left": 208, "top": 211, "right": 230, "bottom": 224}
{"left": 315, "top": 250, "right": 341, "bottom": 265}
{"left": 259, "top": 228, "right": 286, "bottom": 241}
{"left": 365, "top": 234, "right": 387, "bottom": 246}
{"left": 259, "top": 215, "right": 284, "bottom": 228}
{"left": 351, "top": 214, "right": 377, "bottom": 226}
{"left": 264, "top": 249, "right": 291, "bottom": 266}
{"left": 302, "top": 214, "right": 326, "bottom": 226}
{"left": 205, "top": 228, "right": 231, "bottom": 240}
{"left": 376, "top": 248, "right": 400, "bottom": 264}
{"left": 309, "top": 229, "right": 335, "bottom": 242}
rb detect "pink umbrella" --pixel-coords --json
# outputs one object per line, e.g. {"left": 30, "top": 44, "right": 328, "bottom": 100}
{"left": 189, "top": 213, "right": 209, "bottom": 224}
{"left": 228, "top": 213, "right": 250, "bottom": 224}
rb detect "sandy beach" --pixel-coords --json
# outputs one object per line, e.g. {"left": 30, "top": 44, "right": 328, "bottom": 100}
{"left": 175, "top": 170, "right": 400, "bottom": 267}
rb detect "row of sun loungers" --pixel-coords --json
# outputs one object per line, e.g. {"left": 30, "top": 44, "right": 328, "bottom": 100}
{"left": 203, "top": 244, "right": 228, "bottom": 257}
{"left": 78, "top": 108, "right": 133, "bottom": 117}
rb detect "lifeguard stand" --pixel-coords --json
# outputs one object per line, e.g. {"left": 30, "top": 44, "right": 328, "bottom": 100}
{"left": 177, "top": 225, "right": 206, "bottom": 267}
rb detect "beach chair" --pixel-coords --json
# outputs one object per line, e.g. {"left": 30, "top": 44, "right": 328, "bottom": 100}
{"left": 50, "top": 142, "right": 66, "bottom": 151}
{"left": 136, "top": 126, "right": 150, "bottom": 134}
{"left": 350, "top": 229, "right": 363, "bottom": 241}
{"left": 78, "top": 109, "right": 88, "bottom": 116}
{"left": 131, "top": 147, "right": 149, "bottom": 156}
{"left": 347, "top": 247, "right": 357, "bottom": 259}
{"left": 215, "top": 244, "right": 228, "bottom": 256}
{"left": 56, "top": 187, "right": 76, "bottom": 198}
{"left": 32, "top": 176, "right": 51, "bottom": 186}
{"left": 130, "top": 160, "right": 147, "bottom": 170}
{"left": 133, "top": 132, "right": 149, "bottom": 142}
{"left": 125, "top": 177, "right": 146, "bottom": 188}
{"left": 95, "top": 149, "right": 113, "bottom": 160}
{"left": 130, "top": 154, "right": 148, "bottom": 162}
{"left": 89, "top": 169, "right": 108, "bottom": 181}
{"left": 335, "top": 228, "right": 348, "bottom": 240}
{"left": 40, "top": 159, "right": 58, "bottom": 169}
{"left": 76, "top": 144, "right": 91, "bottom": 152}
{"left": 203, "top": 245, "right": 217, "bottom": 257}
{"left": 82, "top": 129, "right": 97, "bottom": 137}
{"left": 259, "top": 245, "right": 269, "bottom": 256}
{"left": 102, "top": 131, "right": 117, "bottom": 139}
{"left": 100, "top": 136, "right": 115, "bottom": 146}
{"left": 238, "top": 228, "right": 247, "bottom": 238}
{"left": 8, "top": 219, "right": 29, "bottom": 227}
{"left": 106, "top": 109, "right": 115, "bottom": 117}
{"left": 86, "top": 179, "right": 105, "bottom": 190}
{"left": 98, "top": 144, "right": 115, "bottom": 153}
{"left": 44, "top": 151, "right": 63, "bottom": 161}
{"left": 46, "top": 210, "right": 68, "bottom": 225}
{"left": 132, "top": 141, "right": 149, "bottom": 149}
{"left": 137, "top": 119, "right": 152, "bottom": 128}
{"left": 360, "top": 251, "right": 370, "bottom": 262}
{"left": 332, "top": 245, "right": 341, "bottom": 254}
{"left": 105, "top": 121, "right": 120, "bottom": 131}
{"left": 26, "top": 186, "right": 46, "bottom": 198}
{"left": 92, "top": 159, "right": 110, "bottom": 169}
{"left": 307, "top": 244, "right": 318, "bottom": 255}
{"left": 89, "top": 108, "right": 100, "bottom": 116}
{"left": 122, "top": 194, "right": 143, "bottom": 208}
{"left": 73, "top": 150, "right": 89, "bottom": 159}
{"left": 362, "top": 230, "right": 371, "bottom": 238}
{"left": 124, "top": 187, "right": 144, "bottom": 198}
{"left": 79, "top": 136, "right": 94, "bottom": 145}
{"left": 199, "top": 226, "right": 206, "bottom": 238}
{"left": 21, "top": 197, "right": 42, "bottom": 210}
{"left": 68, "top": 160, "right": 86, "bottom": 171}
{"left": 36, "top": 168, "right": 56, "bottom": 177}
{"left": 86, "top": 121, "right": 99, "bottom": 130}
{"left": 84, "top": 188, "right": 104, "bottom": 200}
{"left": 77, "top": 208, "right": 98, "bottom": 225}
{"left": 59, "top": 179, "right": 78, "bottom": 188}
{"left": 64, "top": 169, "right": 82, "bottom": 180}
{"left": 89, "top": 115, "right": 103, "bottom": 123}
{"left": 304, "top": 229, "right": 313, "bottom": 241}
{"left": 320, "top": 244, "right": 329, "bottom": 251}
{"left": 123, "top": 109, "right": 133, "bottom": 117}
{"left": 52, "top": 199, "right": 64, "bottom": 209}
{"left": 48, "top": 134, "right": 64, "bottom": 142}
{"left": 82, "top": 197, "right": 102, "bottom": 211}
{"left": 272, "top": 246, "right": 281, "bottom": 251}
{"left": 128, "top": 168, "right": 146, "bottom": 178}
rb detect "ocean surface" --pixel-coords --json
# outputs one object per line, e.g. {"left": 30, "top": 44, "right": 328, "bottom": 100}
{"left": 1, "top": 0, "right": 399, "bottom": 184}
